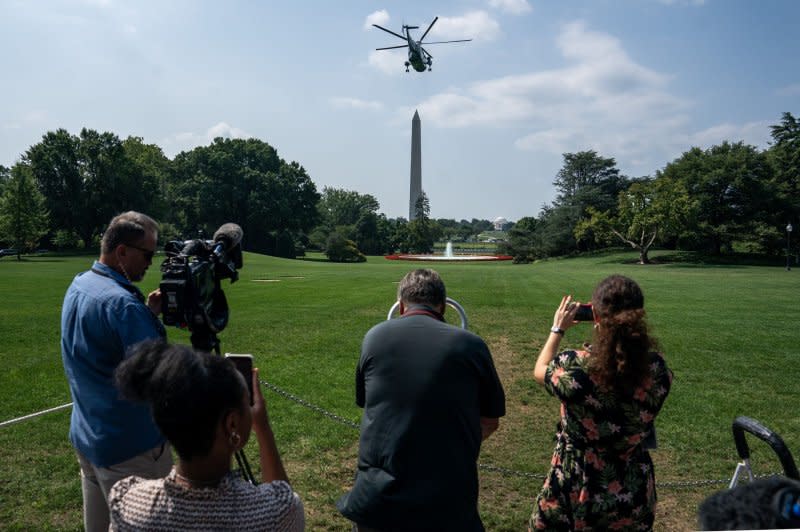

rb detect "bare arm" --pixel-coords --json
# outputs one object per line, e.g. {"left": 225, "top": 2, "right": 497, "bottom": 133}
{"left": 251, "top": 368, "right": 289, "bottom": 483}
{"left": 480, "top": 417, "right": 499, "bottom": 441}
{"left": 534, "top": 295, "right": 579, "bottom": 385}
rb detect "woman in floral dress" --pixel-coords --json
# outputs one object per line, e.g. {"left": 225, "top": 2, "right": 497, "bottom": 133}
{"left": 530, "top": 275, "right": 672, "bottom": 531}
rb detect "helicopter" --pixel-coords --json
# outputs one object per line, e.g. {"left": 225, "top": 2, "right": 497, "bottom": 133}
{"left": 372, "top": 16, "right": 471, "bottom": 72}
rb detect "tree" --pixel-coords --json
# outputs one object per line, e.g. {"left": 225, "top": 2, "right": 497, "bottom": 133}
{"left": 314, "top": 187, "right": 383, "bottom": 254}
{"left": 539, "top": 151, "right": 630, "bottom": 256}
{"left": 0, "top": 164, "right": 49, "bottom": 258}
{"left": 122, "top": 136, "right": 173, "bottom": 223}
{"left": 407, "top": 191, "right": 436, "bottom": 253}
{"left": 768, "top": 112, "right": 800, "bottom": 247}
{"left": 0, "top": 165, "right": 9, "bottom": 196}
{"left": 26, "top": 128, "right": 157, "bottom": 248}
{"left": 554, "top": 150, "right": 628, "bottom": 214}
{"left": 659, "top": 142, "right": 773, "bottom": 254}
{"left": 390, "top": 218, "right": 411, "bottom": 253}
{"left": 318, "top": 187, "right": 380, "bottom": 228}
{"left": 575, "top": 178, "right": 695, "bottom": 264}
{"left": 25, "top": 129, "right": 82, "bottom": 242}
{"left": 498, "top": 216, "right": 538, "bottom": 263}
{"left": 76, "top": 128, "right": 156, "bottom": 246}
{"left": 171, "top": 138, "right": 320, "bottom": 255}
{"left": 354, "top": 211, "right": 383, "bottom": 255}
{"left": 325, "top": 232, "right": 365, "bottom": 262}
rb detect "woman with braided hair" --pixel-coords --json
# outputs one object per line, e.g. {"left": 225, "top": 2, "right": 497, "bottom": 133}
{"left": 529, "top": 275, "right": 673, "bottom": 531}
{"left": 108, "top": 341, "right": 304, "bottom": 531}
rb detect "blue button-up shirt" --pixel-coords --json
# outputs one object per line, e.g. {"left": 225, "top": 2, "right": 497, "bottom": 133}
{"left": 61, "top": 261, "right": 166, "bottom": 467}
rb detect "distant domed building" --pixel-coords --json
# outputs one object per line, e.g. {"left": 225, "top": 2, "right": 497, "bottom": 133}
{"left": 493, "top": 217, "right": 508, "bottom": 231}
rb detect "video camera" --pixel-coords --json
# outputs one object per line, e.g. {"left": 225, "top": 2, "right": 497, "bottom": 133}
{"left": 159, "top": 223, "right": 243, "bottom": 350}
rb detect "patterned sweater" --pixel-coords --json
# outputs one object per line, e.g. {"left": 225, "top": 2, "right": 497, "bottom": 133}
{"left": 109, "top": 468, "right": 304, "bottom": 531}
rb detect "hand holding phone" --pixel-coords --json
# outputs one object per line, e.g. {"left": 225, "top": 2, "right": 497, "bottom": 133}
{"left": 573, "top": 303, "right": 594, "bottom": 322}
{"left": 225, "top": 353, "right": 254, "bottom": 406}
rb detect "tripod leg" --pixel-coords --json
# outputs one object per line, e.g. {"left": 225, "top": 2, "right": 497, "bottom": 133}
{"left": 234, "top": 449, "right": 257, "bottom": 484}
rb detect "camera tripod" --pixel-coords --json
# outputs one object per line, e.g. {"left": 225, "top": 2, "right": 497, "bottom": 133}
{"left": 190, "top": 327, "right": 257, "bottom": 485}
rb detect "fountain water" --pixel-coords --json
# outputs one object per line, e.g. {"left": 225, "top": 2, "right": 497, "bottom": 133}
{"left": 385, "top": 240, "right": 512, "bottom": 262}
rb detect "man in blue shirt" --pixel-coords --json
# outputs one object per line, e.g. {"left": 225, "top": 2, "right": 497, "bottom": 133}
{"left": 61, "top": 211, "right": 171, "bottom": 532}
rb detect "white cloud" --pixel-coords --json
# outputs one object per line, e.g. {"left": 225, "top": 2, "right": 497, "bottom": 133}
{"left": 161, "top": 122, "right": 251, "bottom": 156}
{"left": 687, "top": 120, "right": 772, "bottom": 150}
{"left": 367, "top": 49, "right": 406, "bottom": 75}
{"left": 330, "top": 97, "right": 383, "bottom": 111}
{"left": 432, "top": 11, "right": 500, "bottom": 42}
{"left": 777, "top": 83, "right": 800, "bottom": 97}
{"left": 364, "top": 9, "right": 390, "bottom": 30}
{"left": 207, "top": 122, "right": 249, "bottom": 139}
{"left": 24, "top": 110, "right": 48, "bottom": 123}
{"left": 656, "top": 0, "right": 706, "bottom": 5}
{"left": 3, "top": 109, "right": 48, "bottom": 131}
{"left": 404, "top": 20, "right": 706, "bottom": 174}
{"left": 80, "top": 0, "right": 113, "bottom": 7}
{"left": 488, "top": 0, "right": 532, "bottom": 15}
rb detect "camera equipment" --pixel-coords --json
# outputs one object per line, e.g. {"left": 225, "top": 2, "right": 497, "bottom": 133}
{"left": 158, "top": 223, "right": 256, "bottom": 484}
{"left": 159, "top": 223, "right": 243, "bottom": 352}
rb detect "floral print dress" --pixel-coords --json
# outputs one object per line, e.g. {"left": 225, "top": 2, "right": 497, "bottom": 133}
{"left": 530, "top": 350, "right": 672, "bottom": 531}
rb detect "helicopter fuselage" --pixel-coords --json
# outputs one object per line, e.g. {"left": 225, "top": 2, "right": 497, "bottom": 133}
{"left": 406, "top": 39, "right": 430, "bottom": 72}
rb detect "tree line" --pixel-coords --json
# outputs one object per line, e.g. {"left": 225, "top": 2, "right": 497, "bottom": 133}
{"left": 0, "top": 129, "right": 495, "bottom": 261}
{"left": 499, "top": 112, "right": 799, "bottom": 264}
{"left": 1, "top": 112, "right": 796, "bottom": 263}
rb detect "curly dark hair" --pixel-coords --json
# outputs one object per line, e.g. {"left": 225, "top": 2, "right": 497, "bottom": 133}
{"left": 115, "top": 341, "right": 246, "bottom": 461}
{"left": 588, "top": 275, "right": 657, "bottom": 394}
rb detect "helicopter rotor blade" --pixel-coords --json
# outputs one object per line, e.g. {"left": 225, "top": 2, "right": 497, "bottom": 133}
{"left": 419, "top": 39, "right": 472, "bottom": 45}
{"left": 419, "top": 16, "right": 438, "bottom": 42}
{"left": 372, "top": 24, "right": 407, "bottom": 41}
{"left": 375, "top": 45, "right": 410, "bottom": 51}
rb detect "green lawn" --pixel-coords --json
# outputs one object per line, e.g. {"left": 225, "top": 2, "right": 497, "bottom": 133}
{"left": 1, "top": 251, "right": 798, "bottom": 530}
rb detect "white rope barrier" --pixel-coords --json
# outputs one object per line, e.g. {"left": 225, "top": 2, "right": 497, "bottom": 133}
{"left": 0, "top": 402, "right": 72, "bottom": 428}
{"left": 0, "top": 394, "right": 785, "bottom": 490}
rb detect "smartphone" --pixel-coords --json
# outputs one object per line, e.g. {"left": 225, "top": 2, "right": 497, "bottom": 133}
{"left": 225, "top": 353, "right": 254, "bottom": 406}
{"left": 573, "top": 303, "right": 594, "bottom": 322}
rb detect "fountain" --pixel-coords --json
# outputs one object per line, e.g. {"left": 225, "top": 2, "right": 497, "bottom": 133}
{"left": 385, "top": 241, "right": 512, "bottom": 262}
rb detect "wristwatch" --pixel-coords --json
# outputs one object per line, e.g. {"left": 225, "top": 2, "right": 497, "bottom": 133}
{"left": 550, "top": 326, "right": 565, "bottom": 336}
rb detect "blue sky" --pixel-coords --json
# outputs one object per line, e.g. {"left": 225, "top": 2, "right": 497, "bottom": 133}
{"left": 1, "top": 0, "right": 798, "bottom": 222}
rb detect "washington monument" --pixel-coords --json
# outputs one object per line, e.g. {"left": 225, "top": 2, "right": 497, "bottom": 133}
{"left": 409, "top": 110, "right": 422, "bottom": 221}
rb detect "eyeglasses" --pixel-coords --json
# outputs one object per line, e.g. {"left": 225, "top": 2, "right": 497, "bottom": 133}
{"left": 127, "top": 244, "right": 156, "bottom": 261}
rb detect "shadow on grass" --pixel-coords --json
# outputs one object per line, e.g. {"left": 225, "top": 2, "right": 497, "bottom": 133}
{"left": 0, "top": 257, "right": 71, "bottom": 263}
{"left": 570, "top": 249, "right": 790, "bottom": 269}
{"left": 653, "top": 251, "right": 789, "bottom": 268}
